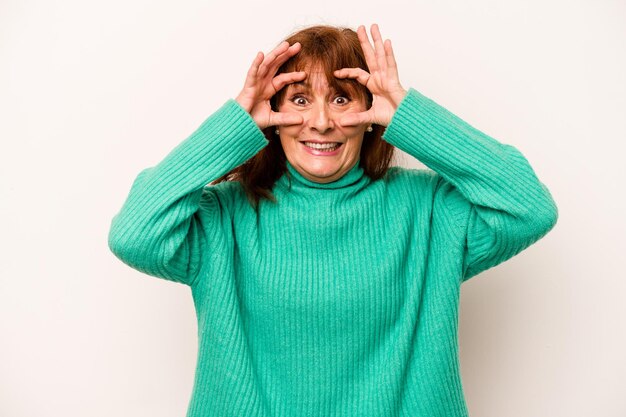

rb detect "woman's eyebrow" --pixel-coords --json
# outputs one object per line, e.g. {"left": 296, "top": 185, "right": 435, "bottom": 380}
{"left": 288, "top": 81, "right": 341, "bottom": 94}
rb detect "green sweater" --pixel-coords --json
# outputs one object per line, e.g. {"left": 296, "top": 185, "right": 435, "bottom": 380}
{"left": 108, "top": 88, "right": 558, "bottom": 417}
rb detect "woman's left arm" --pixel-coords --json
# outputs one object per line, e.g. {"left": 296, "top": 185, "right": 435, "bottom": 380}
{"left": 383, "top": 88, "right": 558, "bottom": 281}
{"left": 338, "top": 24, "right": 558, "bottom": 282}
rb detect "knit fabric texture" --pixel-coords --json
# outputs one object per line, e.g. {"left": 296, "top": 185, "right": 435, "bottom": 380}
{"left": 108, "top": 88, "right": 558, "bottom": 417}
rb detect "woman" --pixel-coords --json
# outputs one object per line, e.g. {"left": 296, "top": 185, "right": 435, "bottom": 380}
{"left": 109, "top": 24, "right": 558, "bottom": 417}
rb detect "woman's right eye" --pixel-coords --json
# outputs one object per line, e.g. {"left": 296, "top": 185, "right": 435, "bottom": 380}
{"left": 290, "top": 95, "right": 308, "bottom": 106}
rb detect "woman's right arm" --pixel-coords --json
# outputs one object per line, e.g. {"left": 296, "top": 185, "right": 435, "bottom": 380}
{"left": 108, "top": 40, "right": 306, "bottom": 286}
{"left": 107, "top": 101, "right": 267, "bottom": 286}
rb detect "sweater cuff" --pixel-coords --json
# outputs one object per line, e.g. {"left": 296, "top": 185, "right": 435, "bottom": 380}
{"left": 381, "top": 87, "right": 508, "bottom": 177}
{"left": 383, "top": 87, "right": 447, "bottom": 157}
{"left": 176, "top": 98, "right": 269, "bottom": 169}
{"left": 153, "top": 98, "right": 269, "bottom": 188}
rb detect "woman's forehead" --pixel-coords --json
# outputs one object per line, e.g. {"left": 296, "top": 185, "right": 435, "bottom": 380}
{"left": 291, "top": 71, "right": 329, "bottom": 89}
{"left": 287, "top": 71, "right": 356, "bottom": 96}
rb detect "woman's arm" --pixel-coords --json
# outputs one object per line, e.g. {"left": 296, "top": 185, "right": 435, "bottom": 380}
{"left": 334, "top": 24, "right": 557, "bottom": 281}
{"left": 383, "top": 88, "right": 558, "bottom": 281}
{"left": 108, "top": 101, "right": 267, "bottom": 286}
{"left": 109, "top": 39, "right": 305, "bottom": 286}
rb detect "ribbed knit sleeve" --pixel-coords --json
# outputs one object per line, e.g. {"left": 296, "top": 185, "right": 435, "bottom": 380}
{"left": 383, "top": 88, "right": 558, "bottom": 281}
{"left": 108, "top": 100, "right": 268, "bottom": 286}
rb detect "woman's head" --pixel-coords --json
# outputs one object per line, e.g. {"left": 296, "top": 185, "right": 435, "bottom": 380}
{"left": 272, "top": 27, "right": 372, "bottom": 184}
{"left": 215, "top": 25, "right": 395, "bottom": 205}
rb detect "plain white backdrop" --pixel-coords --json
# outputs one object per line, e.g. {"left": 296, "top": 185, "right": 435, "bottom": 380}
{"left": 1, "top": 0, "right": 624, "bottom": 416}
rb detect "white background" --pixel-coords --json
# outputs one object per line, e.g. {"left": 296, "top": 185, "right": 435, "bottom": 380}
{"left": 1, "top": 0, "right": 624, "bottom": 416}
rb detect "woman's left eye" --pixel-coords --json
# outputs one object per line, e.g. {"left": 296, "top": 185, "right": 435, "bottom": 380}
{"left": 333, "top": 96, "right": 350, "bottom": 105}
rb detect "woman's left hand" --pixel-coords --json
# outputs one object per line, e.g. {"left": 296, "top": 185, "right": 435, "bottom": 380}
{"left": 334, "top": 24, "right": 407, "bottom": 128}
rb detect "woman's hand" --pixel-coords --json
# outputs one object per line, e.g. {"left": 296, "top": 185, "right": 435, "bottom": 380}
{"left": 235, "top": 41, "right": 306, "bottom": 130}
{"left": 334, "top": 24, "right": 407, "bottom": 128}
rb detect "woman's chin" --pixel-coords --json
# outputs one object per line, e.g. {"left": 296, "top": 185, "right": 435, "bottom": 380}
{"left": 298, "top": 161, "right": 353, "bottom": 183}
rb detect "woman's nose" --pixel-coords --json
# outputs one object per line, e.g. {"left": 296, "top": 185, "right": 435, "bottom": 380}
{"left": 307, "top": 103, "right": 335, "bottom": 133}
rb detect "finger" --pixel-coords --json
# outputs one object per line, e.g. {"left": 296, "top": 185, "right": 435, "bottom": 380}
{"left": 370, "top": 23, "right": 387, "bottom": 72}
{"left": 271, "top": 70, "right": 307, "bottom": 92}
{"left": 384, "top": 39, "right": 400, "bottom": 79}
{"left": 337, "top": 110, "right": 372, "bottom": 127}
{"left": 265, "top": 41, "right": 291, "bottom": 63}
{"left": 270, "top": 110, "right": 303, "bottom": 127}
{"left": 384, "top": 39, "right": 398, "bottom": 70}
{"left": 258, "top": 41, "right": 290, "bottom": 78}
{"left": 243, "top": 51, "right": 264, "bottom": 88}
{"left": 261, "top": 42, "right": 301, "bottom": 80}
{"left": 333, "top": 68, "right": 370, "bottom": 86}
{"left": 266, "top": 42, "right": 301, "bottom": 77}
{"left": 356, "top": 25, "right": 377, "bottom": 72}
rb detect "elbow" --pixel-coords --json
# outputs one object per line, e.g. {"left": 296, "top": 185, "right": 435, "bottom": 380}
{"left": 108, "top": 225, "right": 127, "bottom": 261}
{"left": 107, "top": 216, "right": 148, "bottom": 268}
{"left": 539, "top": 183, "right": 558, "bottom": 231}
{"left": 543, "top": 199, "right": 558, "bottom": 232}
{"left": 108, "top": 220, "right": 132, "bottom": 264}
{"left": 527, "top": 189, "right": 559, "bottom": 239}
{"left": 539, "top": 200, "right": 558, "bottom": 237}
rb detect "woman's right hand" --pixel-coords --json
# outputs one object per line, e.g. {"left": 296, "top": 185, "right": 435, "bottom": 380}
{"left": 235, "top": 41, "right": 306, "bottom": 130}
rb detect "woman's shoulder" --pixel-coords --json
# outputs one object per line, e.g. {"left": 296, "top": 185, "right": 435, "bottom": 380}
{"left": 383, "top": 165, "right": 465, "bottom": 206}
{"left": 200, "top": 180, "right": 249, "bottom": 213}
{"left": 383, "top": 165, "right": 441, "bottom": 190}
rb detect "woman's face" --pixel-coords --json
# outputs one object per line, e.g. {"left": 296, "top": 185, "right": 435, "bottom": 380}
{"left": 277, "top": 69, "right": 368, "bottom": 184}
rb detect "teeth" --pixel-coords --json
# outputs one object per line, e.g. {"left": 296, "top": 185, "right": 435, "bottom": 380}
{"left": 303, "top": 142, "right": 341, "bottom": 150}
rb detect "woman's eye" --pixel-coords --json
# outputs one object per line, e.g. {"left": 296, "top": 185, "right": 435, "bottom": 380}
{"left": 334, "top": 96, "right": 350, "bottom": 105}
{"left": 291, "top": 95, "right": 308, "bottom": 106}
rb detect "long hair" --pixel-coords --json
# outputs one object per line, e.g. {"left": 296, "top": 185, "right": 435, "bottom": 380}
{"left": 213, "top": 25, "right": 395, "bottom": 207}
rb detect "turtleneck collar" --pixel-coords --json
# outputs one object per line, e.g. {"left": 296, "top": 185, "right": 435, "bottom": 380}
{"left": 279, "top": 159, "right": 369, "bottom": 191}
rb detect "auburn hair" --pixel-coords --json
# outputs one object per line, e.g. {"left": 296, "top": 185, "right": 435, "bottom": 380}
{"left": 213, "top": 25, "right": 395, "bottom": 207}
